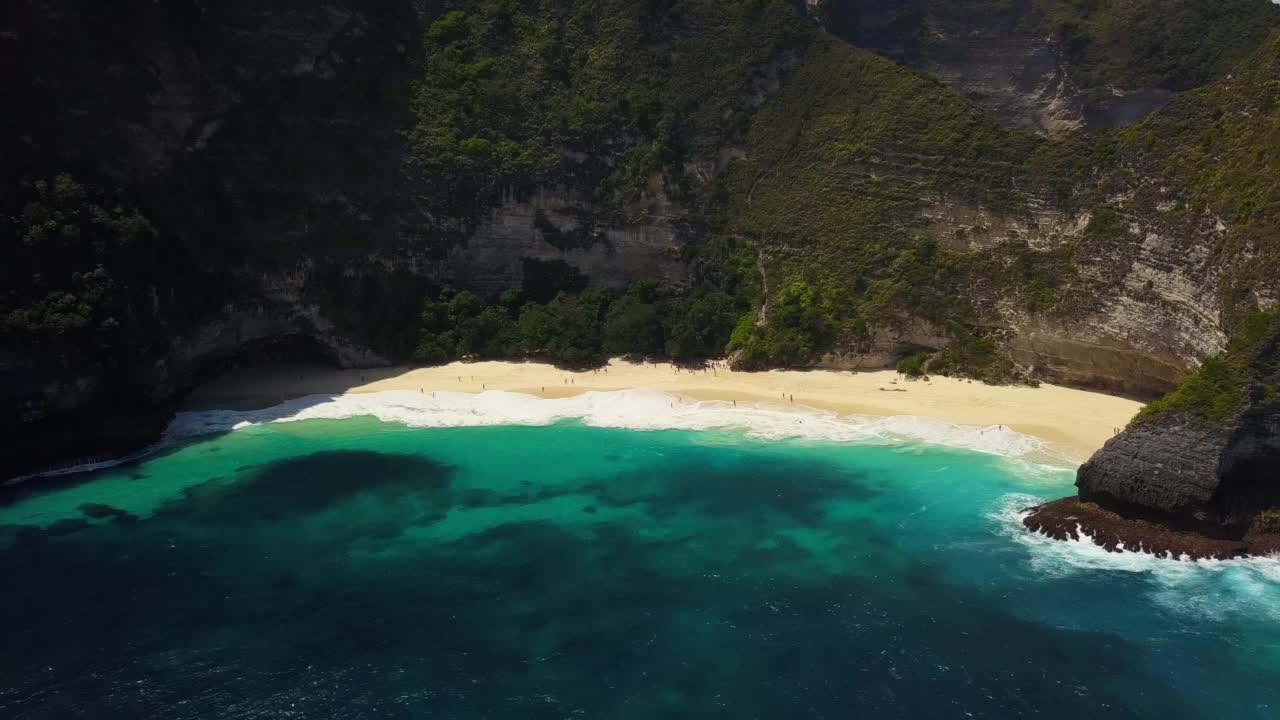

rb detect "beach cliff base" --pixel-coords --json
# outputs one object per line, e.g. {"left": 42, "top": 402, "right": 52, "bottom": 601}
{"left": 1023, "top": 497, "right": 1280, "bottom": 561}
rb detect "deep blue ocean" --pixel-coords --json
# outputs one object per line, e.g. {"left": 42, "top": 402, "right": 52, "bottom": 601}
{"left": 2, "top": 406, "right": 1278, "bottom": 718}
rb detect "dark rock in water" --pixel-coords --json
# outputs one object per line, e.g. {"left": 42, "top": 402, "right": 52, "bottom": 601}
{"left": 1023, "top": 498, "right": 1280, "bottom": 561}
{"left": 79, "top": 503, "right": 130, "bottom": 520}
{"left": 44, "top": 518, "right": 93, "bottom": 537}
{"left": 1027, "top": 313, "right": 1280, "bottom": 559}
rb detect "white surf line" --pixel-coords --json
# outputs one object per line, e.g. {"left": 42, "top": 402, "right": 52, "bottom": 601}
{"left": 166, "top": 388, "right": 1058, "bottom": 461}
{"left": 990, "top": 493, "right": 1280, "bottom": 599}
{"left": 8, "top": 389, "right": 1073, "bottom": 486}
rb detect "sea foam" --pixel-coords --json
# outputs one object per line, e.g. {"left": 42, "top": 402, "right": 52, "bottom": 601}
{"left": 989, "top": 493, "right": 1280, "bottom": 620}
{"left": 167, "top": 389, "right": 1052, "bottom": 460}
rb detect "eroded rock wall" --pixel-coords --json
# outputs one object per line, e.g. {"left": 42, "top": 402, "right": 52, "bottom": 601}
{"left": 1024, "top": 319, "right": 1280, "bottom": 557}
{"left": 812, "top": 0, "right": 1170, "bottom": 135}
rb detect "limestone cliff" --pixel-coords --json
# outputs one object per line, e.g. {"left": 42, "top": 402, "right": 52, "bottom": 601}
{"left": 1, "top": 0, "right": 704, "bottom": 480}
{"left": 1025, "top": 311, "right": 1280, "bottom": 558}
{"left": 3, "top": 1, "right": 1279, "bottom": 481}
{"left": 721, "top": 31, "right": 1279, "bottom": 396}
{"left": 814, "top": 0, "right": 1093, "bottom": 135}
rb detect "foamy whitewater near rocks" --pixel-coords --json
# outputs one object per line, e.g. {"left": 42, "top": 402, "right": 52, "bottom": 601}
{"left": 991, "top": 493, "right": 1280, "bottom": 624}
{"left": 4, "top": 409, "right": 1279, "bottom": 717}
{"left": 166, "top": 389, "right": 1051, "bottom": 459}
{"left": 5, "top": 392, "right": 1280, "bottom": 717}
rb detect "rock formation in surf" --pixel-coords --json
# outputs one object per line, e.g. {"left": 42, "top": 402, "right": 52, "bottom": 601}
{"left": 1025, "top": 310, "right": 1280, "bottom": 559}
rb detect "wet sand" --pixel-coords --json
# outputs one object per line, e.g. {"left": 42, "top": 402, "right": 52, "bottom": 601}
{"left": 186, "top": 359, "right": 1144, "bottom": 461}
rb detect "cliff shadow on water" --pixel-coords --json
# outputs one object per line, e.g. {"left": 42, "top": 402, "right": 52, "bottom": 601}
{"left": 0, "top": 332, "right": 365, "bottom": 492}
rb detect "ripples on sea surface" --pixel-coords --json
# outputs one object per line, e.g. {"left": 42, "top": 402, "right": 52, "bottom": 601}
{"left": 1, "top": 414, "right": 1278, "bottom": 718}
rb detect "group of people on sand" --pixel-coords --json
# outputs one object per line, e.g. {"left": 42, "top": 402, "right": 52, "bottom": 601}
{"left": 404, "top": 360, "right": 810, "bottom": 411}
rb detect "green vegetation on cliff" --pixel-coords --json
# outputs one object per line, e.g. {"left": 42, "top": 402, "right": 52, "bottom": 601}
{"left": 410, "top": 279, "right": 748, "bottom": 369}
{"left": 408, "top": 0, "right": 806, "bottom": 217}
{"left": 1036, "top": 0, "right": 1280, "bottom": 92}
{"left": 409, "top": 237, "right": 758, "bottom": 367}
{"left": 713, "top": 34, "right": 1045, "bottom": 371}
{"left": 1134, "top": 308, "right": 1280, "bottom": 424}
{"left": 6, "top": 0, "right": 1280, "bottom": 397}
{"left": 1107, "top": 31, "right": 1280, "bottom": 322}
{"left": 712, "top": 27, "right": 1280, "bottom": 379}
{"left": 817, "top": 0, "right": 1278, "bottom": 98}
{"left": 1025, "top": 31, "right": 1280, "bottom": 328}
{"left": 0, "top": 175, "right": 214, "bottom": 372}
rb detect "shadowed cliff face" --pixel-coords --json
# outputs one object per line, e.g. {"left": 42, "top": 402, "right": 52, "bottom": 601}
{"left": 2, "top": 0, "right": 692, "bottom": 321}
{"left": 1025, "top": 313, "right": 1280, "bottom": 558}
{"left": 813, "top": 0, "right": 1279, "bottom": 135}
{"left": 816, "top": 0, "right": 1090, "bottom": 135}
{"left": 3, "top": 0, "right": 1278, "bottom": 480}
{"left": 1, "top": 0, "right": 706, "bottom": 479}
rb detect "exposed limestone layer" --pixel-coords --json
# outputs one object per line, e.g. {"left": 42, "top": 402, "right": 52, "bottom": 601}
{"left": 3, "top": 1, "right": 1274, "bottom": 480}
{"left": 929, "top": 194, "right": 1235, "bottom": 396}
{"left": 814, "top": 0, "right": 1173, "bottom": 135}
{"left": 1026, "top": 319, "right": 1280, "bottom": 557}
{"left": 808, "top": 187, "right": 1242, "bottom": 396}
{"left": 816, "top": 317, "right": 951, "bottom": 371}
{"left": 441, "top": 186, "right": 689, "bottom": 295}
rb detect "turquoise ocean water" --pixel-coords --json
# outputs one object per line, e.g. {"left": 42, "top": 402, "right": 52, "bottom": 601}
{"left": 2, "top": 395, "right": 1279, "bottom": 718}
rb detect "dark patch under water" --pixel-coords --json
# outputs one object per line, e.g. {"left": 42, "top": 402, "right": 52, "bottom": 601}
{"left": 0, "top": 424, "right": 1276, "bottom": 719}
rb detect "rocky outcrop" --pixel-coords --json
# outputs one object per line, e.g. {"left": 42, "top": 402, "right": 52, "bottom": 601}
{"left": 0, "top": 276, "right": 392, "bottom": 481}
{"left": 1023, "top": 497, "right": 1280, "bottom": 560}
{"left": 1024, "top": 315, "right": 1280, "bottom": 558}
{"left": 918, "top": 190, "right": 1242, "bottom": 396}
{"left": 816, "top": 316, "right": 951, "bottom": 370}
{"left": 440, "top": 184, "right": 690, "bottom": 295}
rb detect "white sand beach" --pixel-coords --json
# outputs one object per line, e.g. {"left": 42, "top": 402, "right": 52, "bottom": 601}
{"left": 186, "top": 359, "right": 1144, "bottom": 462}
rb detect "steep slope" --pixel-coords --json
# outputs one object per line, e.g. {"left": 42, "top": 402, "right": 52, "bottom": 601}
{"left": 716, "top": 34, "right": 1045, "bottom": 376}
{"left": 812, "top": 0, "right": 1280, "bottom": 134}
{"left": 1025, "top": 309, "right": 1280, "bottom": 559}
{"left": 2, "top": 2, "right": 1278, "bottom": 480}
{"left": 718, "top": 31, "right": 1280, "bottom": 393}
{"left": 1, "top": 0, "right": 808, "bottom": 479}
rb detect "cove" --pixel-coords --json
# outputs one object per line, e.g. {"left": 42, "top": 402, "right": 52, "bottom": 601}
{"left": 1, "top": 416, "right": 1278, "bottom": 718}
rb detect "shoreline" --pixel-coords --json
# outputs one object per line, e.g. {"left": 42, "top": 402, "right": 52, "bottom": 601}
{"left": 185, "top": 359, "right": 1144, "bottom": 463}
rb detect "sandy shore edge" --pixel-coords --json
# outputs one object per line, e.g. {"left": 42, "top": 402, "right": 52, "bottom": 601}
{"left": 185, "top": 359, "right": 1144, "bottom": 462}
